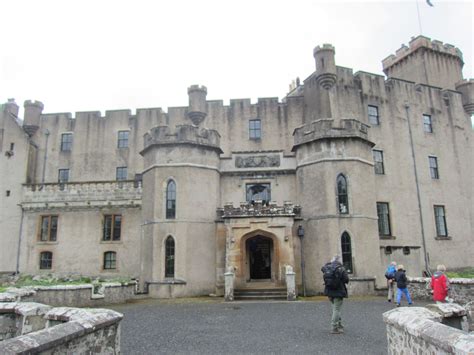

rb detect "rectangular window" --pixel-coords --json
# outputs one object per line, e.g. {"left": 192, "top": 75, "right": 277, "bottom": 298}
{"left": 103, "top": 215, "right": 122, "bottom": 241}
{"left": 249, "top": 119, "right": 261, "bottom": 139}
{"left": 40, "top": 252, "right": 53, "bottom": 270}
{"left": 58, "top": 169, "right": 70, "bottom": 183}
{"left": 10, "top": 143, "right": 15, "bottom": 151}
{"left": 434, "top": 205, "right": 448, "bottom": 237}
{"left": 376, "top": 202, "right": 391, "bottom": 236}
{"left": 117, "top": 131, "right": 129, "bottom": 148}
{"left": 246, "top": 183, "right": 271, "bottom": 204}
{"left": 39, "top": 216, "right": 58, "bottom": 242}
{"left": 423, "top": 114, "right": 433, "bottom": 133}
{"left": 429, "top": 156, "right": 439, "bottom": 179}
{"left": 60, "top": 133, "right": 73, "bottom": 151}
{"left": 116, "top": 167, "right": 128, "bottom": 181}
{"left": 103, "top": 252, "right": 116, "bottom": 270}
{"left": 373, "top": 150, "right": 385, "bottom": 175}
{"left": 368, "top": 105, "right": 379, "bottom": 125}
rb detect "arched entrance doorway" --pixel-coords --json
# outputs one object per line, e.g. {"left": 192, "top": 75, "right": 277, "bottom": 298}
{"left": 246, "top": 236, "right": 273, "bottom": 281}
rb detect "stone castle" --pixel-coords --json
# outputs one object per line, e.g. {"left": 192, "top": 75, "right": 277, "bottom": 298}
{"left": 0, "top": 35, "right": 472, "bottom": 297}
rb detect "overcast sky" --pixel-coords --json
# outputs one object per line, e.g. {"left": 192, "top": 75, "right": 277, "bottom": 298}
{"left": 1, "top": 0, "right": 472, "bottom": 115}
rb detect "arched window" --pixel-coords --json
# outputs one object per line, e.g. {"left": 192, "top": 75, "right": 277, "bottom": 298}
{"left": 40, "top": 251, "right": 53, "bottom": 269}
{"left": 165, "top": 236, "right": 175, "bottom": 278}
{"left": 166, "top": 180, "right": 176, "bottom": 219}
{"left": 103, "top": 251, "right": 116, "bottom": 270}
{"left": 341, "top": 232, "right": 353, "bottom": 273}
{"left": 337, "top": 174, "right": 349, "bottom": 214}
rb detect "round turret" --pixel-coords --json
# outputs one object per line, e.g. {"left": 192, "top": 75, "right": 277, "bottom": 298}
{"left": 313, "top": 44, "right": 337, "bottom": 90}
{"left": 187, "top": 85, "right": 207, "bottom": 126}
{"left": 23, "top": 100, "right": 44, "bottom": 126}
{"left": 455, "top": 79, "right": 474, "bottom": 115}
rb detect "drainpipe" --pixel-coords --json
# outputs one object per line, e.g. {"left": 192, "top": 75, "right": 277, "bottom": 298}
{"left": 41, "top": 129, "right": 50, "bottom": 186}
{"left": 297, "top": 225, "right": 306, "bottom": 297}
{"left": 404, "top": 104, "right": 431, "bottom": 275}
{"left": 15, "top": 204, "right": 25, "bottom": 274}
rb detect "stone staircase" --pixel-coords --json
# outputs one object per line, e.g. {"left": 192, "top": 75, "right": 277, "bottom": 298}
{"left": 234, "top": 287, "right": 287, "bottom": 301}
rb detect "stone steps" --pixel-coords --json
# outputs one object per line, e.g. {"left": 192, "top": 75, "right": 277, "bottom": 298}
{"left": 234, "top": 288, "right": 287, "bottom": 301}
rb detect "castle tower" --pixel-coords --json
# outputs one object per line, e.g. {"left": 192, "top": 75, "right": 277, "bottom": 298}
{"left": 23, "top": 100, "right": 44, "bottom": 127}
{"left": 139, "top": 93, "right": 222, "bottom": 296}
{"left": 187, "top": 85, "right": 207, "bottom": 126}
{"left": 314, "top": 44, "right": 337, "bottom": 90}
{"left": 382, "top": 36, "right": 464, "bottom": 90}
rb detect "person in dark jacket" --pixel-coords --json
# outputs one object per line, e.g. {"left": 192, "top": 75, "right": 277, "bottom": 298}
{"left": 394, "top": 264, "right": 413, "bottom": 306}
{"left": 321, "top": 255, "right": 349, "bottom": 334}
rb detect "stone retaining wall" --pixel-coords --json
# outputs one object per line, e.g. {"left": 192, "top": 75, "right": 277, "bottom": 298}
{"left": 0, "top": 302, "right": 122, "bottom": 354}
{"left": 408, "top": 277, "right": 474, "bottom": 305}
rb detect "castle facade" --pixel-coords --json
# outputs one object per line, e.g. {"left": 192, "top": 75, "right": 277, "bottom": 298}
{"left": 1, "top": 35, "right": 472, "bottom": 297}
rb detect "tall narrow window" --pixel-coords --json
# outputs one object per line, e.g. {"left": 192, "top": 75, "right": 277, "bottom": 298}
{"left": 246, "top": 183, "right": 271, "bottom": 204}
{"left": 60, "top": 133, "right": 73, "bottom": 151}
{"left": 166, "top": 180, "right": 176, "bottom": 219}
{"left": 429, "top": 156, "right": 439, "bottom": 179}
{"left": 103, "top": 251, "right": 117, "bottom": 269}
{"left": 40, "top": 252, "right": 53, "bottom": 269}
{"left": 39, "top": 216, "right": 58, "bottom": 241}
{"left": 423, "top": 114, "right": 433, "bottom": 133}
{"left": 117, "top": 131, "right": 129, "bottom": 148}
{"left": 58, "top": 169, "right": 70, "bottom": 183}
{"left": 377, "top": 202, "right": 391, "bottom": 236}
{"left": 165, "top": 236, "right": 175, "bottom": 278}
{"left": 116, "top": 167, "right": 128, "bottom": 181}
{"left": 103, "top": 215, "right": 122, "bottom": 241}
{"left": 337, "top": 174, "right": 349, "bottom": 214}
{"left": 434, "top": 205, "right": 448, "bottom": 237}
{"left": 368, "top": 105, "right": 379, "bottom": 125}
{"left": 373, "top": 150, "right": 385, "bottom": 175}
{"left": 341, "top": 232, "right": 353, "bottom": 273}
{"left": 249, "top": 119, "right": 261, "bottom": 139}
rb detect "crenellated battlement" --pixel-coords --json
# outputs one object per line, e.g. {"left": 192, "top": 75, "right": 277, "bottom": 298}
{"left": 142, "top": 124, "right": 222, "bottom": 154}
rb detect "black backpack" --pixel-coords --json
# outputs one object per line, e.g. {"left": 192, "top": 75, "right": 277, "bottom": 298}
{"left": 323, "top": 263, "right": 342, "bottom": 289}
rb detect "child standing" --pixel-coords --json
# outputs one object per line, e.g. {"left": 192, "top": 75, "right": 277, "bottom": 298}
{"left": 431, "top": 264, "right": 450, "bottom": 303}
{"left": 394, "top": 264, "right": 413, "bottom": 307}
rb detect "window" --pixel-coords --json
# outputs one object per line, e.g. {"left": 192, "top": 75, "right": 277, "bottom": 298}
{"left": 166, "top": 180, "right": 176, "bottom": 219}
{"left": 103, "top": 251, "right": 116, "bottom": 270}
{"left": 249, "top": 119, "right": 261, "bottom": 139}
{"left": 377, "top": 202, "right": 391, "bottom": 236}
{"left": 103, "top": 215, "right": 122, "bottom": 241}
{"left": 116, "top": 167, "right": 128, "bottom": 181}
{"left": 336, "top": 174, "right": 349, "bottom": 214}
{"left": 423, "top": 114, "right": 432, "bottom": 133}
{"left": 429, "top": 156, "right": 439, "bottom": 179}
{"left": 39, "top": 252, "right": 53, "bottom": 269}
{"left": 6, "top": 190, "right": 10, "bottom": 197}
{"left": 60, "top": 133, "right": 73, "bottom": 151}
{"left": 246, "top": 183, "right": 271, "bottom": 204}
{"left": 341, "top": 232, "right": 353, "bottom": 273}
{"left": 118, "top": 131, "right": 129, "bottom": 148}
{"left": 10, "top": 143, "right": 14, "bottom": 151}
{"left": 58, "top": 169, "right": 70, "bottom": 183}
{"left": 384, "top": 246, "right": 392, "bottom": 255}
{"left": 373, "top": 150, "right": 385, "bottom": 175}
{"left": 403, "top": 247, "right": 410, "bottom": 255}
{"left": 368, "top": 105, "right": 379, "bottom": 125}
{"left": 39, "top": 216, "right": 58, "bottom": 241}
{"left": 434, "top": 205, "right": 448, "bottom": 237}
{"left": 165, "top": 236, "right": 175, "bottom": 278}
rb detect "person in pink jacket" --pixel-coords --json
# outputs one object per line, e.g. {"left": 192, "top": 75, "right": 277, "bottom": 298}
{"left": 431, "top": 264, "right": 450, "bottom": 303}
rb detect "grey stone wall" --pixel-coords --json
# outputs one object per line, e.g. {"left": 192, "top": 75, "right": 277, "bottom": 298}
{"left": 408, "top": 277, "right": 474, "bottom": 305}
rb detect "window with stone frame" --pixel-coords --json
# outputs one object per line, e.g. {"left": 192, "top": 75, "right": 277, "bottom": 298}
{"left": 368, "top": 105, "right": 379, "bottom": 125}
{"left": 103, "top": 215, "right": 122, "bottom": 241}
{"left": 373, "top": 150, "right": 385, "bottom": 175}
{"left": 39, "top": 215, "right": 58, "bottom": 242}
{"left": 423, "top": 114, "right": 433, "bottom": 133}
{"left": 58, "top": 169, "right": 70, "bottom": 183}
{"left": 116, "top": 167, "right": 128, "bottom": 181}
{"left": 341, "top": 232, "right": 353, "bottom": 273}
{"left": 249, "top": 119, "right": 261, "bottom": 139}
{"left": 117, "top": 131, "right": 129, "bottom": 148}
{"left": 103, "top": 251, "right": 116, "bottom": 270}
{"left": 166, "top": 180, "right": 176, "bottom": 219}
{"left": 377, "top": 202, "right": 391, "bottom": 236}
{"left": 434, "top": 205, "right": 448, "bottom": 237}
{"left": 429, "top": 156, "right": 439, "bottom": 179}
{"left": 165, "top": 236, "right": 175, "bottom": 278}
{"left": 246, "top": 183, "right": 271, "bottom": 204}
{"left": 40, "top": 251, "right": 53, "bottom": 269}
{"left": 336, "top": 174, "right": 349, "bottom": 214}
{"left": 60, "top": 133, "right": 73, "bottom": 151}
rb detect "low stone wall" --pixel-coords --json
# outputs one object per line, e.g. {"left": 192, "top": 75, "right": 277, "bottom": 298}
{"left": 383, "top": 307, "right": 474, "bottom": 354}
{"left": 0, "top": 282, "right": 136, "bottom": 307}
{"left": 408, "top": 277, "right": 474, "bottom": 305}
{"left": 0, "top": 302, "right": 122, "bottom": 354}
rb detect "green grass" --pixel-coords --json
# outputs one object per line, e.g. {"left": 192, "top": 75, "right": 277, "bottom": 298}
{"left": 446, "top": 268, "right": 474, "bottom": 279}
{"left": 0, "top": 287, "right": 6, "bottom": 293}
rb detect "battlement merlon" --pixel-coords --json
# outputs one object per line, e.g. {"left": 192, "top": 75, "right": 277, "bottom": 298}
{"left": 382, "top": 35, "right": 464, "bottom": 71}
{"left": 140, "top": 124, "right": 223, "bottom": 156}
{"left": 292, "top": 118, "right": 374, "bottom": 151}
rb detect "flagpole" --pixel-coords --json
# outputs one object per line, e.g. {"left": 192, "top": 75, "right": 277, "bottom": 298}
{"left": 416, "top": 0, "right": 423, "bottom": 35}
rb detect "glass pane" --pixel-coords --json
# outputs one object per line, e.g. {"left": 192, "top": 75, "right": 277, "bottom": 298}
{"left": 50, "top": 216, "right": 58, "bottom": 241}
{"left": 41, "top": 217, "right": 49, "bottom": 241}
{"left": 113, "top": 215, "right": 121, "bottom": 240}
{"left": 165, "top": 237, "right": 175, "bottom": 277}
{"left": 103, "top": 216, "right": 112, "bottom": 240}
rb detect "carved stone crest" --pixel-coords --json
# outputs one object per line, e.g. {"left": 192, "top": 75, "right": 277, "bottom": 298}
{"left": 235, "top": 155, "right": 280, "bottom": 168}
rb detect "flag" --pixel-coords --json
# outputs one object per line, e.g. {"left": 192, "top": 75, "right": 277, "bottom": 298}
{"left": 426, "top": 0, "right": 434, "bottom": 6}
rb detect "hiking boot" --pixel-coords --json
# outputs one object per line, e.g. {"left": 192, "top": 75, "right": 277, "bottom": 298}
{"left": 330, "top": 329, "right": 343, "bottom": 334}
{"left": 388, "top": 299, "right": 392, "bottom": 302}
{"left": 396, "top": 303, "right": 401, "bottom": 307}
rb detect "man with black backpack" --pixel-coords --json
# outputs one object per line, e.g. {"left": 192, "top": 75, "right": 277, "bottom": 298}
{"left": 321, "top": 255, "right": 349, "bottom": 334}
